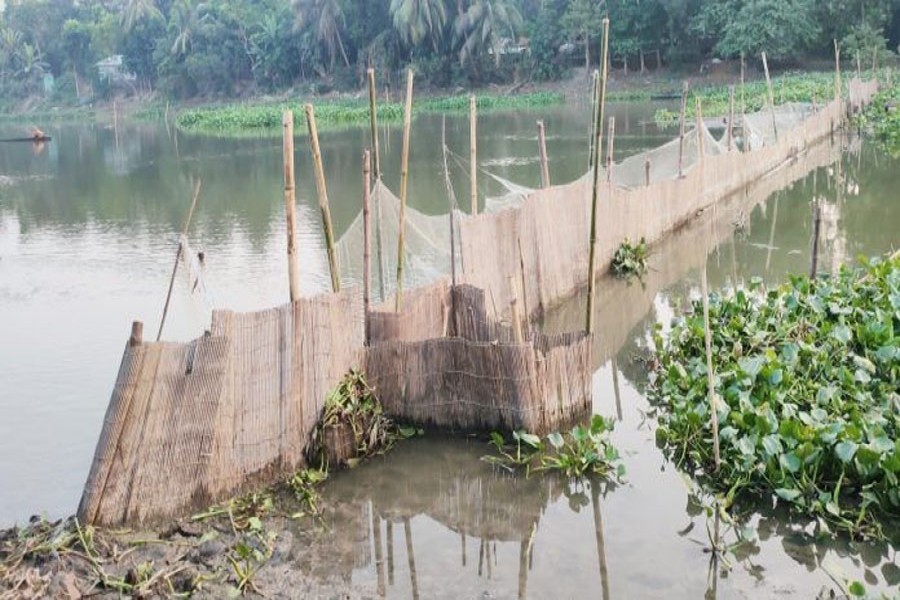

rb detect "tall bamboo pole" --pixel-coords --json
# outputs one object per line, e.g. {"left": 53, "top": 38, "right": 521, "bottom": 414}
{"left": 727, "top": 85, "right": 735, "bottom": 152}
{"left": 157, "top": 177, "right": 202, "bottom": 341}
{"left": 283, "top": 111, "right": 301, "bottom": 302}
{"left": 834, "top": 40, "right": 842, "bottom": 101}
{"left": 367, "top": 68, "right": 381, "bottom": 180}
{"left": 761, "top": 52, "right": 778, "bottom": 142}
{"left": 678, "top": 81, "right": 688, "bottom": 177}
{"left": 395, "top": 69, "right": 414, "bottom": 312}
{"left": 537, "top": 120, "right": 550, "bottom": 188}
{"left": 605, "top": 116, "right": 615, "bottom": 184}
{"left": 441, "top": 116, "right": 458, "bottom": 287}
{"left": 644, "top": 155, "right": 651, "bottom": 186}
{"left": 469, "top": 95, "right": 478, "bottom": 215}
{"left": 363, "top": 150, "right": 372, "bottom": 344}
{"left": 585, "top": 17, "right": 610, "bottom": 335}
{"left": 700, "top": 265, "right": 721, "bottom": 471}
{"left": 589, "top": 69, "right": 600, "bottom": 168}
{"left": 305, "top": 104, "right": 340, "bottom": 292}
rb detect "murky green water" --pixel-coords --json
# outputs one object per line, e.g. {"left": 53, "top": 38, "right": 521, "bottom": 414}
{"left": 1, "top": 102, "right": 897, "bottom": 596}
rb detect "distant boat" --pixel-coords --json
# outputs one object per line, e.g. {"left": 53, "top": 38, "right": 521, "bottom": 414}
{"left": 0, "top": 136, "right": 52, "bottom": 143}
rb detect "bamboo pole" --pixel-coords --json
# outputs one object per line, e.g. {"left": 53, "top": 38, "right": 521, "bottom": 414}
{"left": 403, "top": 517, "right": 420, "bottom": 600}
{"left": 727, "top": 85, "right": 735, "bottom": 152}
{"left": 305, "top": 104, "right": 340, "bottom": 292}
{"left": 678, "top": 81, "right": 688, "bottom": 177}
{"left": 585, "top": 17, "right": 610, "bottom": 335}
{"left": 644, "top": 155, "right": 651, "bottom": 186}
{"left": 363, "top": 150, "right": 372, "bottom": 344}
{"left": 386, "top": 521, "right": 394, "bottom": 585}
{"left": 372, "top": 510, "right": 385, "bottom": 598}
{"left": 113, "top": 100, "right": 119, "bottom": 148}
{"left": 395, "top": 69, "right": 414, "bottom": 311}
{"left": 469, "top": 95, "right": 478, "bottom": 215}
{"left": 810, "top": 198, "right": 822, "bottom": 278}
{"left": 157, "top": 177, "right": 202, "bottom": 341}
{"left": 591, "top": 483, "right": 611, "bottom": 600}
{"left": 856, "top": 51, "right": 861, "bottom": 80}
{"left": 367, "top": 68, "right": 381, "bottom": 181}
{"left": 740, "top": 53, "right": 747, "bottom": 151}
{"left": 537, "top": 120, "right": 550, "bottom": 188}
{"left": 129, "top": 321, "right": 143, "bottom": 347}
{"left": 517, "top": 236, "right": 530, "bottom": 321}
{"left": 282, "top": 111, "right": 302, "bottom": 302}
{"left": 834, "top": 40, "right": 842, "bottom": 102}
{"left": 761, "top": 52, "right": 778, "bottom": 142}
{"left": 605, "top": 116, "right": 615, "bottom": 184}
{"left": 589, "top": 70, "right": 599, "bottom": 167}
{"left": 509, "top": 275, "right": 523, "bottom": 344}
{"left": 441, "top": 117, "right": 458, "bottom": 287}
{"left": 700, "top": 265, "right": 721, "bottom": 471}
{"left": 696, "top": 98, "right": 705, "bottom": 164}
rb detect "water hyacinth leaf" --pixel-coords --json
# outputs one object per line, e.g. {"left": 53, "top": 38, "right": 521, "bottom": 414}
{"left": 779, "top": 452, "right": 801, "bottom": 473}
{"left": 848, "top": 581, "right": 866, "bottom": 597}
{"left": 776, "top": 488, "right": 802, "bottom": 502}
{"left": 834, "top": 441, "right": 858, "bottom": 463}
{"left": 761, "top": 435, "right": 783, "bottom": 458}
{"left": 831, "top": 324, "right": 852, "bottom": 343}
{"left": 547, "top": 432, "right": 564, "bottom": 449}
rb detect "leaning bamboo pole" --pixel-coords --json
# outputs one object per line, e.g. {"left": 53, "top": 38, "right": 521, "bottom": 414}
{"left": 283, "top": 111, "right": 301, "bottom": 301}
{"left": 363, "top": 150, "right": 372, "bottom": 344}
{"left": 586, "top": 17, "right": 610, "bottom": 335}
{"left": 469, "top": 95, "right": 478, "bottom": 215}
{"left": 537, "top": 120, "right": 550, "bottom": 188}
{"left": 157, "top": 177, "right": 202, "bottom": 341}
{"left": 395, "top": 69, "right": 414, "bottom": 312}
{"left": 761, "top": 52, "right": 778, "bottom": 142}
{"left": 727, "top": 85, "right": 735, "bottom": 152}
{"left": 700, "top": 265, "right": 721, "bottom": 471}
{"left": 678, "top": 81, "right": 688, "bottom": 177}
{"left": 367, "top": 68, "right": 381, "bottom": 180}
{"left": 305, "top": 104, "right": 340, "bottom": 292}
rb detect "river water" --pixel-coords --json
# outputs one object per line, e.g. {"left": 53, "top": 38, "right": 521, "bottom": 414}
{"left": 0, "top": 102, "right": 897, "bottom": 597}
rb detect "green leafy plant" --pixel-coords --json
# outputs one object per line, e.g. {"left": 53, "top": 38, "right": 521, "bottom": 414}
{"left": 285, "top": 469, "right": 327, "bottom": 519}
{"left": 650, "top": 253, "right": 900, "bottom": 539}
{"left": 482, "top": 430, "right": 544, "bottom": 474}
{"left": 854, "top": 81, "right": 900, "bottom": 156}
{"left": 612, "top": 237, "right": 649, "bottom": 280}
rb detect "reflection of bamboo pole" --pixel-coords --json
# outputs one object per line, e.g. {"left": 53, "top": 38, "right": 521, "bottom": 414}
{"left": 537, "top": 120, "right": 550, "bottom": 188}
{"left": 517, "top": 539, "right": 529, "bottom": 599}
{"left": 678, "top": 81, "right": 688, "bottom": 177}
{"left": 386, "top": 521, "right": 394, "bottom": 585}
{"left": 461, "top": 531, "right": 466, "bottom": 567}
{"left": 700, "top": 265, "right": 721, "bottom": 471}
{"left": 372, "top": 507, "right": 385, "bottom": 598}
{"left": 367, "top": 68, "right": 381, "bottom": 180}
{"left": 766, "top": 193, "right": 779, "bottom": 271}
{"left": 363, "top": 150, "right": 372, "bottom": 344}
{"left": 283, "top": 111, "right": 301, "bottom": 302}
{"left": 810, "top": 198, "right": 822, "bottom": 278}
{"left": 590, "top": 482, "right": 611, "bottom": 600}
{"left": 478, "top": 538, "right": 485, "bottom": 576}
{"left": 470, "top": 95, "right": 478, "bottom": 214}
{"left": 157, "top": 178, "right": 202, "bottom": 341}
{"left": 585, "top": 17, "right": 610, "bottom": 335}
{"left": 611, "top": 356, "right": 623, "bottom": 421}
{"left": 395, "top": 69, "right": 414, "bottom": 311}
{"left": 761, "top": 52, "right": 778, "bottom": 142}
{"left": 403, "top": 517, "right": 419, "bottom": 600}
{"left": 305, "top": 104, "right": 341, "bottom": 292}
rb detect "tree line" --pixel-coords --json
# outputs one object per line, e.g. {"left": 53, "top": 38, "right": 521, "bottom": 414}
{"left": 1, "top": 0, "right": 898, "bottom": 104}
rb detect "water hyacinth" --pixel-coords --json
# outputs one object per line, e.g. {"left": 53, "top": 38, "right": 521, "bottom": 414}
{"left": 650, "top": 254, "right": 900, "bottom": 539}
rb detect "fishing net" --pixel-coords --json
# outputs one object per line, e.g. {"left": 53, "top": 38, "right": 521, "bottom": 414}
{"left": 742, "top": 102, "right": 816, "bottom": 150}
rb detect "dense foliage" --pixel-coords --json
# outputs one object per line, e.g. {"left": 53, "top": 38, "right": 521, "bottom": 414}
{"left": 1, "top": 0, "right": 898, "bottom": 105}
{"left": 611, "top": 237, "right": 649, "bottom": 280}
{"left": 650, "top": 254, "right": 900, "bottom": 539}
{"left": 854, "top": 81, "right": 900, "bottom": 155}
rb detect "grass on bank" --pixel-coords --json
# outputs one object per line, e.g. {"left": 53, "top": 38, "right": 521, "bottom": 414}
{"left": 650, "top": 253, "right": 900, "bottom": 540}
{"left": 174, "top": 91, "right": 564, "bottom": 135}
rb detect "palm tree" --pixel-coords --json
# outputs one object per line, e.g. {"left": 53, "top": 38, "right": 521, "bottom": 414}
{"left": 169, "top": 0, "right": 207, "bottom": 57}
{"left": 121, "top": 0, "right": 163, "bottom": 33}
{"left": 292, "top": 0, "right": 350, "bottom": 70}
{"left": 453, "top": 0, "right": 523, "bottom": 66}
{"left": 390, "top": 0, "right": 448, "bottom": 51}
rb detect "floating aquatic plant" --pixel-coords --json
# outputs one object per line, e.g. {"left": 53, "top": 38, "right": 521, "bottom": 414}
{"left": 612, "top": 237, "right": 649, "bottom": 280}
{"left": 483, "top": 415, "right": 624, "bottom": 479}
{"left": 854, "top": 82, "right": 900, "bottom": 156}
{"left": 650, "top": 253, "right": 900, "bottom": 539}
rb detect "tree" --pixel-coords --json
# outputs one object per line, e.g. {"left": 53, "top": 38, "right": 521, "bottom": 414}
{"left": 293, "top": 0, "right": 351, "bottom": 70}
{"left": 391, "top": 0, "right": 448, "bottom": 51}
{"left": 561, "top": 0, "right": 605, "bottom": 71}
{"left": 453, "top": 0, "right": 523, "bottom": 67}
{"left": 121, "top": 0, "right": 163, "bottom": 33}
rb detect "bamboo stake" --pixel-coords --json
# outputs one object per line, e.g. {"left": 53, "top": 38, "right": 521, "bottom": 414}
{"left": 761, "top": 52, "right": 778, "bottom": 142}
{"left": 363, "top": 150, "right": 372, "bottom": 344}
{"left": 810, "top": 198, "right": 822, "bottom": 278}
{"left": 678, "top": 80, "right": 688, "bottom": 177}
{"left": 605, "top": 116, "right": 615, "bottom": 184}
{"left": 700, "top": 265, "right": 721, "bottom": 471}
{"left": 537, "top": 120, "right": 550, "bottom": 188}
{"left": 282, "top": 111, "right": 301, "bottom": 302}
{"left": 834, "top": 40, "right": 842, "bottom": 102}
{"left": 644, "top": 155, "right": 651, "bottom": 186}
{"left": 441, "top": 117, "right": 458, "bottom": 287}
{"left": 696, "top": 98, "right": 705, "bottom": 165}
{"left": 727, "top": 85, "right": 735, "bottom": 152}
{"left": 130, "top": 321, "right": 143, "bottom": 347}
{"left": 395, "top": 69, "right": 414, "bottom": 311}
{"left": 589, "top": 70, "right": 599, "bottom": 168}
{"left": 469, "top": 95, "right": 477, "bottom": 215}
{"left": 386, "top": 521, "right": 394, "bottom": 585}
{"left": 367, "top": 68, "right": 381, "bottom": 181}
{"left": 157, "top": 177, "right": 202, "bottom": 341}
{"left": 305, "top": 104, "right": 340, "bottom": 292}
{"left": 509, "top": 275, "right": 523, "bottom": 344}
{"left": 740, "top": 53, "right": 747, "bottom": 151}
{"left": 517, "top": 236, "right": 530, "bottom": 322}
{"left": 585, "top": 17, "right": 610, "bottom": 335}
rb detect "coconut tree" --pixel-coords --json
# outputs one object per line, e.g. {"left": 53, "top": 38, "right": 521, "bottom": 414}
{"left": 390, "top": 0, "right": 448, "bottom": 51}
{"left": 453, "top": 0, "right": 523, "bottom": 66}
{"left": 169, "top": 0, "right": 208, "bottom": 57}
{"left": 121, "top": 0, "right": 163, "bottom": 33}
{"left": 292, "top": 0, "right": 350, "bottom": 70}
